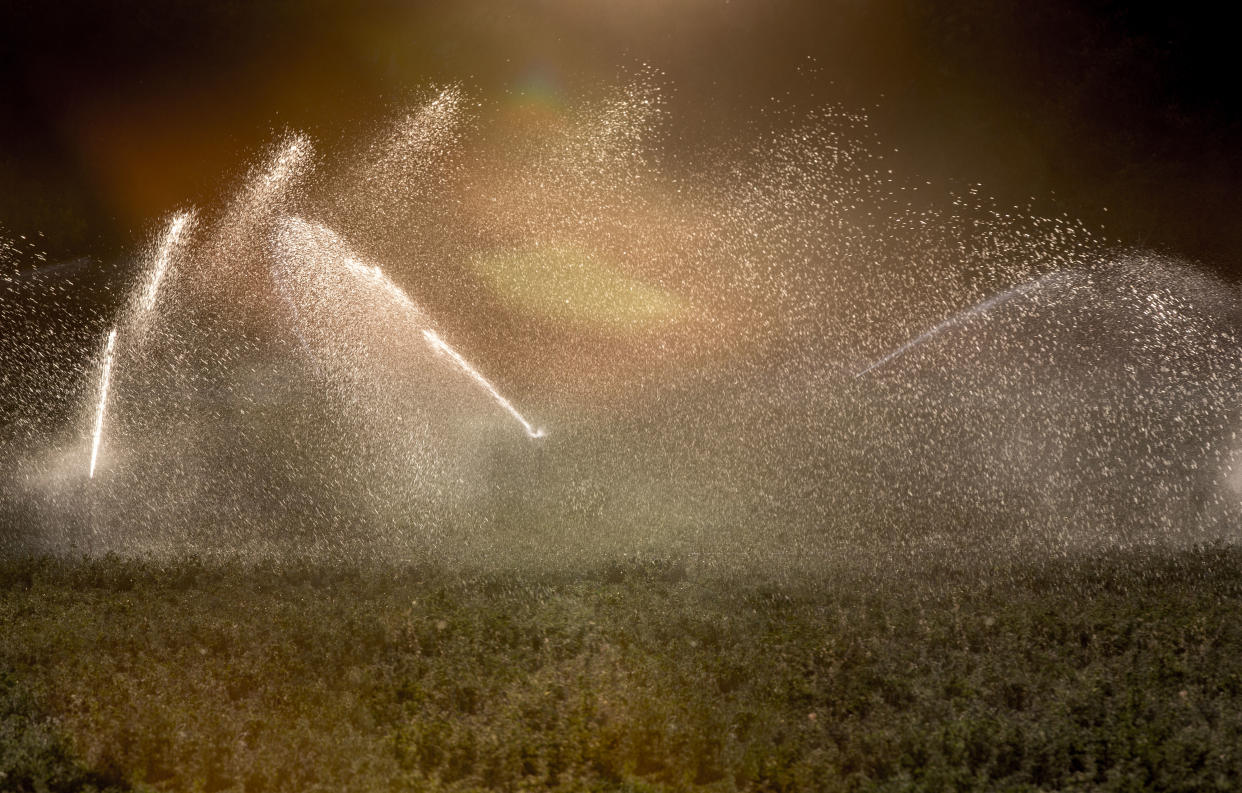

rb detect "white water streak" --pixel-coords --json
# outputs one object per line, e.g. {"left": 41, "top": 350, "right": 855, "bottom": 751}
{"left": 342, "top": 254, "right": 426, "bottom": 319}
{"left": 856, "top": 271, "right": 1065, "bottom": 377}
{"left": 139, "top": 211, "right": 192, "bottom": 314}
{"left": 423, "top": 329, "right": 545, "bottom": 438}
{"left": 282, "top": 217, "right": 545, "bottom": 439}
{"left": 88, "top": 328, "right": 118, "bottom": 478}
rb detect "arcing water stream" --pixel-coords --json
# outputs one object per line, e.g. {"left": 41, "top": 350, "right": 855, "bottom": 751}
{"left": 3, "top": 78, "right": 1240, "bottom": 571}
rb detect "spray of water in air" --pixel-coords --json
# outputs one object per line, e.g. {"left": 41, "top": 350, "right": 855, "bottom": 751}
{"left": 88, "top": 329, "right": 117, "bottom": 479}
{"left": 3, "top": 75, "right": 1240, "bottom": 570}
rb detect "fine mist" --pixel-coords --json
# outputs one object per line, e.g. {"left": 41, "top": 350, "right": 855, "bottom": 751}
{"left": 3, "top": 76, "right": 1241, "bottom": 574}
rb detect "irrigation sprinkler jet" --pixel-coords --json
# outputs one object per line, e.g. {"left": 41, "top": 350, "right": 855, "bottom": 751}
{"left": 86, "top": 211, "right": 195, "bottom": 478}
{"left": 276, "top": 217, "right": 547, "bottom": 439}
{"left": 88, "top": 329, "right": 117, "bottom": 479}
{"left": 423, "top": 329, "right": 546, "bottom": 438}
{"left": 855, "top": 270, "right": 1066, "bottom": 378}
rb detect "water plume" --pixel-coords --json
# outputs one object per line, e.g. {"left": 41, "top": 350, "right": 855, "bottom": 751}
{"left": 6, "top": 76, "right": 1242, "bottom": 569}
{"left": 855, "top": 270, "right": 1070, "bottom": 377}
{"left": 253, "top": 135, "right": 314, "bottom": 204}
{"left": 276, "top": 216, "right": 543, "bottom": 439}
{"left": 138, "top": 211, "right": 194, "bottom": 315}
{"left": 423, "top": 328, "right": 545, "bottom": 439}
{"left": 88, "top": 328, "right": 117, "bottom": 479}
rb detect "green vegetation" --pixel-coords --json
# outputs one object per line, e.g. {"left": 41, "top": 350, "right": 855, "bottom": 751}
{"left": 1, "top": 668, "right": 127, "bottom": 793}
{"left": 3, "top": 548, "right": 1242, "bottom": 792}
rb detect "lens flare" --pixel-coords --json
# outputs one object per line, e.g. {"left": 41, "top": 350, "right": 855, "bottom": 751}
{"left": 88, "top": 328, "right": 118, "bottom": 478}
{"left": 423, "top": 329, "right": 546, "bottom": 439}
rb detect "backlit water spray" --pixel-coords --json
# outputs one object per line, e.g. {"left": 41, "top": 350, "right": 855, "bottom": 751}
{"left": 88, "top": 328, "right": 117, "bottom": 478}
{"left": 280, "top": 216, "right": 545, "bottom": 439}
{"left": 138, "top": 211, "right": 194, "bottom": 314}
{"left": 423, "top": 328, "right": 545, "bottom": 439}
{"left": 855, "top": 270, "right": 1069, "bottom": 377}
{"left": 340, "top": 252, "right": 425, "bottom": 319}
{"left": 85, "top": 211, "right": 196, "bottom": 479}
{"left": 7, "top": 77, "right": 1242, "bottom": 566}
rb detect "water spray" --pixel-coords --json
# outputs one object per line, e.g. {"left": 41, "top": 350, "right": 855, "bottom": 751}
{"left": 341, "top": 254, "right": 425, "bottom": 319}
{"left": 86, "top": 211, "right": 195, "bottom": 480}
{"left": 139, "top": 211, "right": 193, "bottom": 314}
{"left": 88, "top": 328, "right": 118, "bottom": 478}
{"left": 856, "top": 271, "right": 1066, "bottom": 378}
{"left": 423, "top": 329, "right": 546, "bottom": 439}
{"left": 278, "top": 217, "right": 546, "bottom": 439}
{"left": 258, "top": 136, "right": 312, "bottom": 197}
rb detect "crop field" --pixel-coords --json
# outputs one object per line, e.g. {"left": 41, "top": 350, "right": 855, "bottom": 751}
{"left": 3, "top": 547, "right": 1242, "bottom": 792}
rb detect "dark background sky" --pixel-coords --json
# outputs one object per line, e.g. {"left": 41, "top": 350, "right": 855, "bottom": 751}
{"left": 2, "top": 0, "right": 1239, "bottom": 273}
